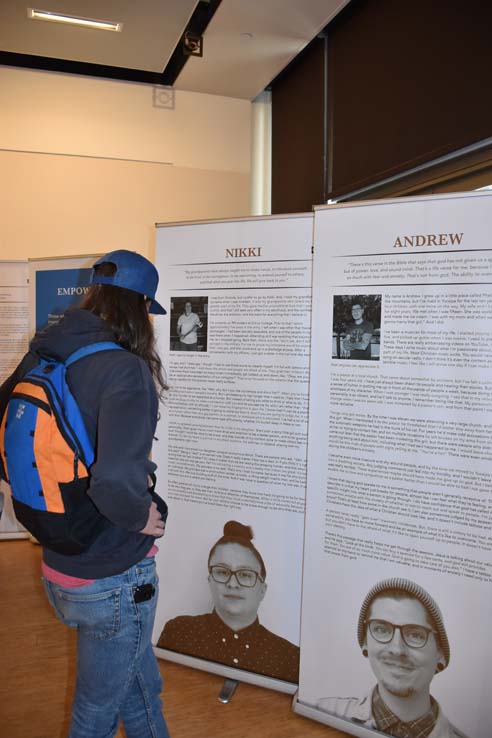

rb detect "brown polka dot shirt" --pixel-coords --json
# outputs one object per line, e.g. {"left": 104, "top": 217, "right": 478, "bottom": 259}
{"left": 157, "top": 610, "right": 300, "bottom": 683}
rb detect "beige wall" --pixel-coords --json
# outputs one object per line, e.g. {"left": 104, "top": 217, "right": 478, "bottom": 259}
{"left": 0, "top": 67, "right": 251, "bottom": 260}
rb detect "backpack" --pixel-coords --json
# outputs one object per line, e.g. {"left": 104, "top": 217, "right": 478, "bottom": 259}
{"left": 0, "top": 341, "right": 123, "bottom": 554}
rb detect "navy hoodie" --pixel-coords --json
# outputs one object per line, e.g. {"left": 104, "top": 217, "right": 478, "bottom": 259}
{"left": 24, "top": 309, "right": 159, "bottom": 578}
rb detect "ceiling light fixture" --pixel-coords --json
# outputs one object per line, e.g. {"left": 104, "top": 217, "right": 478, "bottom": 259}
{"left": 27, "top": 8, "right": 123, "bottom": 32}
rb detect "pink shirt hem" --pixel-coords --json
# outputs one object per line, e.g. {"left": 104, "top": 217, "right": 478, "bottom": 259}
{"left": 42, "top": 544, "right": 159, "bottom": 588}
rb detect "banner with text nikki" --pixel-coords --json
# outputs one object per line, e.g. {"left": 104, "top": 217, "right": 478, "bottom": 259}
{"left": 153, "top": 214, "right": 313, "bottom": 692}
{"left": 294, "top": 191, "right": 492, "bottom": 738}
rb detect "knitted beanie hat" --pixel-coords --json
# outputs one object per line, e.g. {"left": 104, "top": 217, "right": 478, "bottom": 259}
{"left": 357, "top": 578, "right": 450, "bottom": 668}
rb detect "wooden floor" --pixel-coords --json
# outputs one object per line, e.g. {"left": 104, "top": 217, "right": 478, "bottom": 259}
{"left": 0, "top": 540, "right": 350, "bottom": 738}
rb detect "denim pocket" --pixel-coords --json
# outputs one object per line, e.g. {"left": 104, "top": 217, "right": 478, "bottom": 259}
{"left": 55, "top": 587, "right": 121, "bottom": 640}
{"left": 135, "top": 557, "right": 157, "bottom": 586}
{"left": 42, "top": 577, "right": 56, "bottom": 609}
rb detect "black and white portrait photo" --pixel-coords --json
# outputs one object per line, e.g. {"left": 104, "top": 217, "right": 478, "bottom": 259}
{"left": 157, "top": 520, "right": 300, "bottom": 682}
{"left": 332, "top": 294, "right": 381, "bottom": 360}
{"left": 170, "top": 296, "right": 208, "bottom": 352}
{"left": 318, "top": 578, "right": 469, "bottom": 738}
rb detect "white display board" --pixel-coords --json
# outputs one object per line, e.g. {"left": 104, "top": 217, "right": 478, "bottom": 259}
{"left": 295, "top": 191, "right": 492, "bottom": 737}
{"left": 153, "top": 214, "right": 313, "bottom": 692}
{"left": 0, "top": 260, "right": 29, "bottom": 539}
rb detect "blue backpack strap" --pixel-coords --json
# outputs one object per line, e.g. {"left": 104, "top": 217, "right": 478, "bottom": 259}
{"left": 65, "top": 342, "right": 124, "bottom": 367}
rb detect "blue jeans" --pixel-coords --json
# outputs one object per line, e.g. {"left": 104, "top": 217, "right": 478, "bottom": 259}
{"left": 43, "top": 557, "right": 170, "bottom": 738}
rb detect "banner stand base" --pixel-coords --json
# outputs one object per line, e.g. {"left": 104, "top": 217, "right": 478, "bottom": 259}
{"left": 218, "top": 678, "right": 239, "bottom": 704}
{"left": 154, "top": 647, "right": 297, "bottom": 695}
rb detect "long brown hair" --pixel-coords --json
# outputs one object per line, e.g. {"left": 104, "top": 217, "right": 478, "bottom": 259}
{"left": 81, "top": 263, "right": 168, "bottom": 397}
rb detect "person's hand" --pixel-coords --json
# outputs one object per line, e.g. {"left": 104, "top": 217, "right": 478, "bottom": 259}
{"left": 139, "top": 502, "right": 166, "bottom": 537}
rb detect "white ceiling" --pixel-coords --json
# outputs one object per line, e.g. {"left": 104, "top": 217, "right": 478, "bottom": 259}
{"left": 177, "top": 0, "right": 351, "bottom": 99}
{"left": 0, "top": 0, "right": 351, "bottom": 100}
{"left": 0, "top": 0, "right": 198, "bottom": 71}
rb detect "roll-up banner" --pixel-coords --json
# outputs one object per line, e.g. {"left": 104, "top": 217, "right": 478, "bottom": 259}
{"left": 153, "top": 214, "right": 313, "bottom": 692}
{"left": 28, "top": 255, "right": 99, "bottom": 333}
{"left": 0, "top": 261, "right": 29, "bottom": 539}
{"left": 295, "top": 191, "right": 492, "bottom": 738}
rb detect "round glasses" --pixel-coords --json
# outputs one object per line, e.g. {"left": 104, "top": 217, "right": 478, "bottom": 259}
{"left": 209, "top": 565, "right": 263, "bottom": 588}
{"left": 367, "top": 619, "right": 437, "bottom": 649}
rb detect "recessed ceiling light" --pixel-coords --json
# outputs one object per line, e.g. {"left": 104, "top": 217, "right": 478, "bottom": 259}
{"left": 240, "top": 32, "right": 254, "bottom": 40}
{"left": 27, "top": 8, "right": 123, "bottom": 32}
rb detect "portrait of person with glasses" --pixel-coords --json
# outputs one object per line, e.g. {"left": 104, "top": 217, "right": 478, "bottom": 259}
{"left": 318, "top": 578, "right": 469, "bottom": 738}
{"left": 156, "top": 520, "right": 299, "bottom": 682}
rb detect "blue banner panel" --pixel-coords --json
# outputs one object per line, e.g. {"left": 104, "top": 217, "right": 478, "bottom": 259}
{"left": 35, "top": 268, "right": 92, "bottom": 330}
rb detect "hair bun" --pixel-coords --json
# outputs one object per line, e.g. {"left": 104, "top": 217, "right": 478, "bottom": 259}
{"left": 223, "top": 520, "right": 253, "bottom": 541}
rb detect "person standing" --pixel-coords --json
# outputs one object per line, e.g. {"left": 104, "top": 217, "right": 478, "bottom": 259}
{"left": 1, "top": 250, "right": 170, "bottom": 738}
{"left": 341, "top": 300, "right": 374, "bottom": 359}
{"left": 177, "top": 301, "right": 203, "bottom": 351}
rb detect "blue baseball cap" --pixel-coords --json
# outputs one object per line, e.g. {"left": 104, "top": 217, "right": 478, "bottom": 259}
{"left": 91, "top": 250, "right": 166, "bottom": 315}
